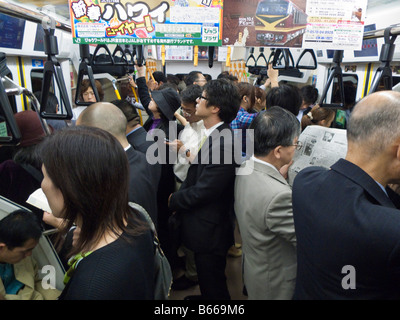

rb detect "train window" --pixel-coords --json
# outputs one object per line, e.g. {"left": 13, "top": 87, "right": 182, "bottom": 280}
{"left": 0, "top": 13, "right": 25, "bottom": 50}
{"left": 330, "top": 75, "right": 358, "bottom": 129}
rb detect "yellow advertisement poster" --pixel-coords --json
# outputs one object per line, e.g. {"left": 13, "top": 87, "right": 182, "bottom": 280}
{"left": 68, "top": 0, "right": 223, "bottom": 46}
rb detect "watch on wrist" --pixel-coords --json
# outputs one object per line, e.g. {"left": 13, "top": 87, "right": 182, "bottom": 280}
{"left": 185, "top": 148, "right": 190, "bottom": 157}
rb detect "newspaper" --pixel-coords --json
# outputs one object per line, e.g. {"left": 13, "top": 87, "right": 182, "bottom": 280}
{"left": 26, "top": 188, "right": 52, "bottom": 213}
{"left": 288, "top": 126, "right": 347, "bottom": 186}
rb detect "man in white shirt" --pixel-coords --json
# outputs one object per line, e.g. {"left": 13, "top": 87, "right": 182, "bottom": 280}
{"left": 234, "top": 106, "right": 300, "bottom": 299}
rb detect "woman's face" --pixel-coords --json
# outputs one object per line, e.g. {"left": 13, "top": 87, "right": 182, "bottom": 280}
{"left": 82, "top": 87, "right": 97, "bottom": 103}
{"left": 41, "top": 165, "right": 65, "bottom": 218}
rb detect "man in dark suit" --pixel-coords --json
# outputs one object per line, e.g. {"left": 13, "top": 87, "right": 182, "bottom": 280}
{"left": 77, "top": 102, "right": 161, "bottom": 225}
{"left": 168, "top": 79, "right": 241, "bottom": 300}
{"left": 111, "top": 99, "right": 155, "bottom": 154}
{"left": 292, "top": 90, "right": 400, "bottom": 299}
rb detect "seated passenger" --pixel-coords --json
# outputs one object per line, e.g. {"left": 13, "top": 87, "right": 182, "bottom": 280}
{"left": 72, "top": 79, "right": 104, "bottom": 120}
{"left": 0, "top": 209, "right": 60, "bottom": 300}
{"left": 234, "top": 107, "right": 299, "bottom": 300}
{"left": 0, "top": 111, "right": 50, "bottom": 211}
{"left": 40, "top": 126, "right": 155, "bottom": 300}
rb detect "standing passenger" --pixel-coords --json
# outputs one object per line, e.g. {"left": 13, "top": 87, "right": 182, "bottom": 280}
{"left": 292, "top": 91, "right": 400, "bottom": 299}
{"left": 168, "top": 79, "right": 241, "bottom": 300}
{"left": 40, "top": 126, "right": 155, "bottom": 300}
{"left": 76, "top": 102, "right": 161, "bottom": 226}
{"left": 234, "top": 107, "right": 299, "bottom": 300}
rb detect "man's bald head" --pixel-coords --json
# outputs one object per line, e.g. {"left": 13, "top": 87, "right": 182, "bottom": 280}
{"left": 77, "top": 102, "right": 128, "bottom": 141}
{"left": 347, "top": 91, "right": 400, "bottom": 155}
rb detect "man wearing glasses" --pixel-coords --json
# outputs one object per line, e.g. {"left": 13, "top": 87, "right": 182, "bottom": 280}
{"left": 234, "top": 106, "right": 301, "bottom": 300}
{"left": 168, "top": 79, "right": 241, "bottom": 300}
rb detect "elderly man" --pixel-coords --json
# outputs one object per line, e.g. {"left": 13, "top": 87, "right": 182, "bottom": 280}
{"left": 292, "top": 90, "right": 400, "bottom": 299}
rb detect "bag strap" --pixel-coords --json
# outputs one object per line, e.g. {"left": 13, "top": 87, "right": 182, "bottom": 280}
{"left": 128, "top": 202, "right": 165, "bottom": 255}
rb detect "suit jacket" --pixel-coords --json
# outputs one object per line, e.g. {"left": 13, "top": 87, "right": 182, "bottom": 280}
{"left": 169, "top": 123, "right": 239, "bottom": 255}
{"left": 0, "top": 257, "right": 60, "bottom": 300}
{"left": 127, "top": 126, "right": 155, "bottom": 154}
{"left": 292, "top": 158, "right": 400, "bottom": 299}
{"left": 235, "top": 159, "right": 297, "bottom": 300}
{"left": 126, "top": 146, "right": 161, "bottom": 225}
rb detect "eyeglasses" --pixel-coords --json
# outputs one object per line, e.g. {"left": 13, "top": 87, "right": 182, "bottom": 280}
{"left": 181, "top": 109, "right": 192, "bottom": 117}
{"left": 198, "top": 95, "right": 208, "bottom": 101}
{"left": 292, "top": 141, "right": 303, "bottom": 151}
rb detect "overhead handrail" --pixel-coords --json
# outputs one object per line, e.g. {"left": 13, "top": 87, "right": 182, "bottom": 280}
{"left": 256, "top": 48, "right": 268, "bottom": 67}
{"left": 208, "top": 46, "right": 215, "bottom": 68}
{"left": 1, "top": 75, "right": 52, "bottom": 142}
{"left": 112, "top": 45, "right": 128, "bottom": 66}
{"left": 135, "top": 45, "right": 145, "bottom": 67}
{"left": 318, "top": 50, "right": 345, "bottom": 109}
{"left": 369, "top": 27, "right": 397, "bottom": 93}
{"left": 296, "top": 49, "right": 317, "bottom": 70}
{"left": 272, "top": 48, "right": 295, "bottom": 69}
{"left": 363, "top": 23, "right": 400, "bottom": 40}
{"left": 39, "top": 16, "right": 73, "bottom": 120}
{"left": 245, "top": 48, "right": 256, "bottom": 67}
{"left": 0, "top": 52, "right": 20, "bottom": 145}
{"left": 91, "top": 44, "right": 114, "bottom": 66}
{"left": 75, "top": 44, "right": 100, "bottom": 107}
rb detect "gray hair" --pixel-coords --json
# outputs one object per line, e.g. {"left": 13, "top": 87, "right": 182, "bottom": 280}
{"left": 347, "top": 91, "right": 400, "bottom": 154}
{"left": 250, "top": 106, "right": 301, "bottom": 157}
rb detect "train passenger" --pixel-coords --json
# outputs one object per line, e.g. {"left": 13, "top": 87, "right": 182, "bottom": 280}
{"left": 217, "top": 71, "right": 238, "bottom": 83}
{"left": 135, "top": 64, "right": 183, "bottom": 271}
{"left": 184, "top": 71, "right": 208, "bottom": 87}
{"left": 230, "top": 82, "right": 256, "bottom": 158}
{"left": 111, "top": 99, "right": 155, "bottom": 154}
{"left": 253, "top": 86, "right": 267, "bottom": 112}
{"left": 292, "top": 91, "right": 400, "bottom": 299}
{"left": 147, "top": 71, "right": 167, "bottom": 91}
{"left": 168, "top": 79, "right": 241, "bottom": 300}
{"left": 0, "top": 209, "right": 60, "bottom": 300}
{"left": 72, "top": 79, "right": 104, "bottom": 120}
{"left": 234, "top": 107, "right": 299, "bottom": 300}
{"left": 300, "top": 104, "right": 336, "bottom": 131}
{"left": 166, "top": 84, "right": 204, "bottom": 291}
{"left": 40, "top": 126, "right": 155, "bottom": 300}
{"left": 297, "top": 85, "right": 319, "bottom": 121}
{"left": 34, "top": 91, "right": 69, "bottom": 131}
{"left": 76, "top": 102, "right": 161, "bottom": 226}
{"left": 266, "top": 83, "right": 302, "bottom": 117}
{"left": 0, "top": 111, "right": 49, "bottom": 211}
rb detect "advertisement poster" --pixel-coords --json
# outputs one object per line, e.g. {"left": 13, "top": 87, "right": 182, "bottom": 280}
{"left": 302, "top": 0, "right": 368, "bottom": 50}
{"left": 223, "top": 0, "right": 307, "bottom": 48}
{"left": 156, "top": 45, "right": 193, "bottom": 60}
{"left": 68, "top": 0, "right": 223, "bottom": 46}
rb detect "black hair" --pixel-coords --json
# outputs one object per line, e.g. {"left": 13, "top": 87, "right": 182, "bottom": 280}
{"left": 202, "top": 79, "right": 241, "bottom": 123}
{"left": 250, "top": 106, "right": 301, "bottom": 157}
{"left": 0, "top": 209, "right": 42, "bottom": 250}
{"left": 184, "top": 71, "right": 203, "bottom": 86}
{"left": 180, "top": 84, "right": 202, "bottom": 105}
{"left": 300, "top": 85, "right": 319, "bottom": 105}
{"left": 111, "top": 99, "right": 140, "bottom": 125}
{"left": 34, "top": 91, "right": 59, "bottom": 113}
{"left": 266, "top": 84, "right": 302, "bottom": 116}
{"left": 153, "top": 71, "right": 167, "bottom": 84}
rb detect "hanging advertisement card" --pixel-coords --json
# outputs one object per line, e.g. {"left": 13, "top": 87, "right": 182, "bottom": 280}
{"left": 68, "top": 0, "right": 223, "bottom": 46}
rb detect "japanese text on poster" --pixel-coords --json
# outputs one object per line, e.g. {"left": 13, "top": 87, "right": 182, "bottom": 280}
{"left": 302, "top": 0, "right": 368, "bottom": 50}
{"left": 68, "top": 0, "right": 223, "bottom": 46}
